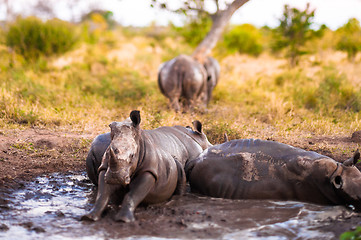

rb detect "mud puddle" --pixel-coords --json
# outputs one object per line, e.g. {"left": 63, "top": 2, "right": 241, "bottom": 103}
{"left": 0, "top": 172, "right": 358, "bottom": 239}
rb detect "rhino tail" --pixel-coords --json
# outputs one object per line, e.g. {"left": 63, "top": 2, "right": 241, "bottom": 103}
{"left": 173, "top": 158, "right": 186, "bottom": 196}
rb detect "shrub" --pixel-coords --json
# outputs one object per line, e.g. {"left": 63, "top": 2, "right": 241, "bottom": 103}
{"left": 172, "top": 15, "right": 212, "bottom": 47}
{"left": 294, "top": 66, "right": 361, "bottom": 113}
{"left": 6, "top": 17, "right": 78, "bottom": 60}
{"left": 271, "top": 4, "right": 321, "bottom": 67}
{"left": 340, "top": 226, "right": 361, "bottom": 240}
{"left": 336, "top": 18, "right": 361, "bottom": 62}
{"left": 222, "top": 24, "right": 263, "bottom": 56}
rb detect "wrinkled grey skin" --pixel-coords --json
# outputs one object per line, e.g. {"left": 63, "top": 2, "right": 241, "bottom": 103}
{"left": 185, "top": 139, "right": 361, "bottom": 210}
{"left": 85, "top": 133, "right": 111, "bottom": 185}
{"left": 82, "top": 110, "right": 211, "bottom": 222}
{"left": 203, "top": 56, "right": 220, "bottom": 104}
{"left": 158, "top": 54, "right": 220, "bottom": 112}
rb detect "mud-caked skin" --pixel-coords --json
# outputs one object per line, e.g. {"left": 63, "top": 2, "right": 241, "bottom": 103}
{"left": 158, "top": 54, "right": 220, "bottom": 112}
{"left": 82, "top": 110, "right": 211, "bottom": 222}
{"left": 185, "top": 139, "right": 361, "bottom": 210}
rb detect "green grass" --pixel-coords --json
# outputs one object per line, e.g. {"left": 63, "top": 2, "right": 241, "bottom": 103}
{"left": 0, "top": 26, "right": 361, "bottom": 144}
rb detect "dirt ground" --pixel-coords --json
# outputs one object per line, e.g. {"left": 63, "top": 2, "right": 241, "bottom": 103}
{"left": 1, "top": 127, "right": 361, "bottom": 239}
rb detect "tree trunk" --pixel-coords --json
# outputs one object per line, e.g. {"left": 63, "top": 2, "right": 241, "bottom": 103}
{"left": 192, "top": 0, "right": 250, "bottom": 63}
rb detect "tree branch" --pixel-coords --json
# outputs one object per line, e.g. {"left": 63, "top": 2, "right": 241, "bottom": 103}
{"left": 192, "top": 0, "right": 250, "bottom": 62}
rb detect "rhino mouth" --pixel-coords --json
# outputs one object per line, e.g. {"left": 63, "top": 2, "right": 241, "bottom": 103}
{"left": 104, "top": 169, "right": 130, "bottom": 186}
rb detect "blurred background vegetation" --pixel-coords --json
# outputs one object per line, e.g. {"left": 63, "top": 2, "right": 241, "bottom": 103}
{"left": 0, "top": 1, "right": 361, "bottom": 145}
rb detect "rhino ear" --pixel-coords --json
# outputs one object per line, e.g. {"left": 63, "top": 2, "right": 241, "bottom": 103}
{"left": 130, "top": 110, "right": 141, "bottom": 127}
{"left": 192, "top": 120, "right": 202, "bottom": 134}
{"left": 343, "top": 149, "right": 360, "bottom": 166}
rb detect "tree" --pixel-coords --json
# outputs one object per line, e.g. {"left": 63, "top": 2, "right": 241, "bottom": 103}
{"left": 272, "top": 4, "right": 320, "bottom": 67}
{"left": 151, "top": 0, "right": 250, "bottom": 63}
{"left": 336, "top": 18, "right": 361, "bottom": 62}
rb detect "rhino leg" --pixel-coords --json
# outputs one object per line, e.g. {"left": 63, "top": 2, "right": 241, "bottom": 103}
{"left": 173, "top": 159, "right": 186, "bottom": 195}
{"left": 114, "top": 172, "right": 156, "bottom": 222}
{"left": 81, "top": 170, "right": 119, "bottom": 221}
{"left": 170, "top": 97, "right": 181, "bottom": 112}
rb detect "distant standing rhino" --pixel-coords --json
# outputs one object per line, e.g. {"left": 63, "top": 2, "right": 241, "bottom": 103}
{"left": 82, "top": 110, "right": 211, "bottom": 222}
{"left": 158, "top": 54, "right": 220, "bottom": 112}
{"left": 203, "top": 56, "right": 220, "bottom": 104}
{"left": 185, "top": 139, "right": 361, "bottom": 210}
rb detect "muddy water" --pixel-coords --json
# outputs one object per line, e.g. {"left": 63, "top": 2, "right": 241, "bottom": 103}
{"left": 0, "top": 172, "right": 357, "bottom": 239}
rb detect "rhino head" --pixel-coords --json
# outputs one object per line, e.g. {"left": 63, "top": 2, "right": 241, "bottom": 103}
{"left": 104, "top": 110, "right": 142, "bottom": 186}
{"left": 330, "top": 150, "right": 361, "bottom": 210}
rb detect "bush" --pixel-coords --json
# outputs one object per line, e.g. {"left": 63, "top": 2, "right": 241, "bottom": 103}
{"left": 336, "top": 18, "right": 361, "bottom": 62}
{"left": 222, "top": 24, "right": 263, "bottom": 56}
{"left": 271, "top": 4, "right": 319, "bottom": 67}
{"left": 294, "top": 66, "right": 361, "bottom": 113}
{"left": 340, "top": 226, "right": 361, "bottom": 240}
{"left": 172, "top": 15, "right": 212, "bottom": 47}
{"left": 6, "top": 17, "right": 78, "bottom": 60}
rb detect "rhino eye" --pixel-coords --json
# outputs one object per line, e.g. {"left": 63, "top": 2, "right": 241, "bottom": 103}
{"left": 333, "top": 176, "right": 343, "bottom": 189}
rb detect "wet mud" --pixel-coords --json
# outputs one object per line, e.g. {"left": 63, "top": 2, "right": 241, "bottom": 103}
{"left": 1, "top": 172, "right": 361, "bottom": 239}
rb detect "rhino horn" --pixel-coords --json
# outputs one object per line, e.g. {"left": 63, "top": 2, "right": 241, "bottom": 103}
{"left": 224, "top": 133, "right": 229, "bottom": 143}
{"left": 343, "top": 149, "right": 360, "bottom": 166}
{"left": 109, "top": 146, "right": 118, "bottom": 171}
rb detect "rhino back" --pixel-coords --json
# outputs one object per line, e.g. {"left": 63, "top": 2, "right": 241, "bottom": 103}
{"left": 86, "top": 132, "right": 111, "bottom": 185}
{"left": 159, "top": 55, "right": 205, "bottom": 99}
{"left": 208, "top": 139, "right": 324, "bottom": 163}
{"left": 144, "top": 126, "right": 204, "bottom": 166}
{"left": 187, "top": 139, "right": 329, "bottom": 200}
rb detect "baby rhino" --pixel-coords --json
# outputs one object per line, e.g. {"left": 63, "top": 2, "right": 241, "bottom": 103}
{"left": 185, "top": 139, "right": 361, "bottom": 210}
{"left": 82, "top": 110, "right": 211, "bottom": 222}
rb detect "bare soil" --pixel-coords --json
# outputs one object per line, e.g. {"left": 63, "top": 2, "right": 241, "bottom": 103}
{"left": 1, "top": 127, "right": 361, "bottom": 239}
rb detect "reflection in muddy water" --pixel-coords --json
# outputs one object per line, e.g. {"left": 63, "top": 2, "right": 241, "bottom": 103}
{"left": 0, "top": 172, "right": 356, "bottom": 239}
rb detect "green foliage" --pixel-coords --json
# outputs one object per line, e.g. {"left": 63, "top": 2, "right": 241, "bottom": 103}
{"left": 172, "top": 14, "right": 212, "bottom": 47}
{"left": 293, "top": 66, "right": 361, "bottom": 113}
{"left": 336, "top": 18, "right": 361, "bottom": 62}
{"left": 272, "top": 4, "right": 320, "bottom": 66}
{"left": 222, "top": 24, "right": 263, "bottom": 56}
{"left": 5, "top": 17, "right": 78, "bottom": 60}
{"left": 340, "top": 226, "right": 361, "bottom": 240}
{"left": 0, "top": 22, "right": 360, "bottom": 140}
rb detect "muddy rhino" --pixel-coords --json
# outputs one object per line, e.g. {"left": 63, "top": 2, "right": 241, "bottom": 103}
{"left": 82, "top": 110, "right": 211, "bottom": 222}
{"left": 158, "top": 54, "right": 220, "bottom": 112}
{"left": 185, "top": 139, "right": 361, "bottom": 210}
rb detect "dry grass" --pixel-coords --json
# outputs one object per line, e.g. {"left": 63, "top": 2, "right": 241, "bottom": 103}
{"left": 0, "top": 28, "right": 361, "bottom": 147}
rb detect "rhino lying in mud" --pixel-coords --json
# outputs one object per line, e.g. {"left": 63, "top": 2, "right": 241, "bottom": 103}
{"left": 185, "top": 139, "right": 361, "bottom": 210}
{"left": 158, "top": 54, "right": 220, "bottom": 112}
{"left": 82, "top": 110, "right": 211, "bottom": 222}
